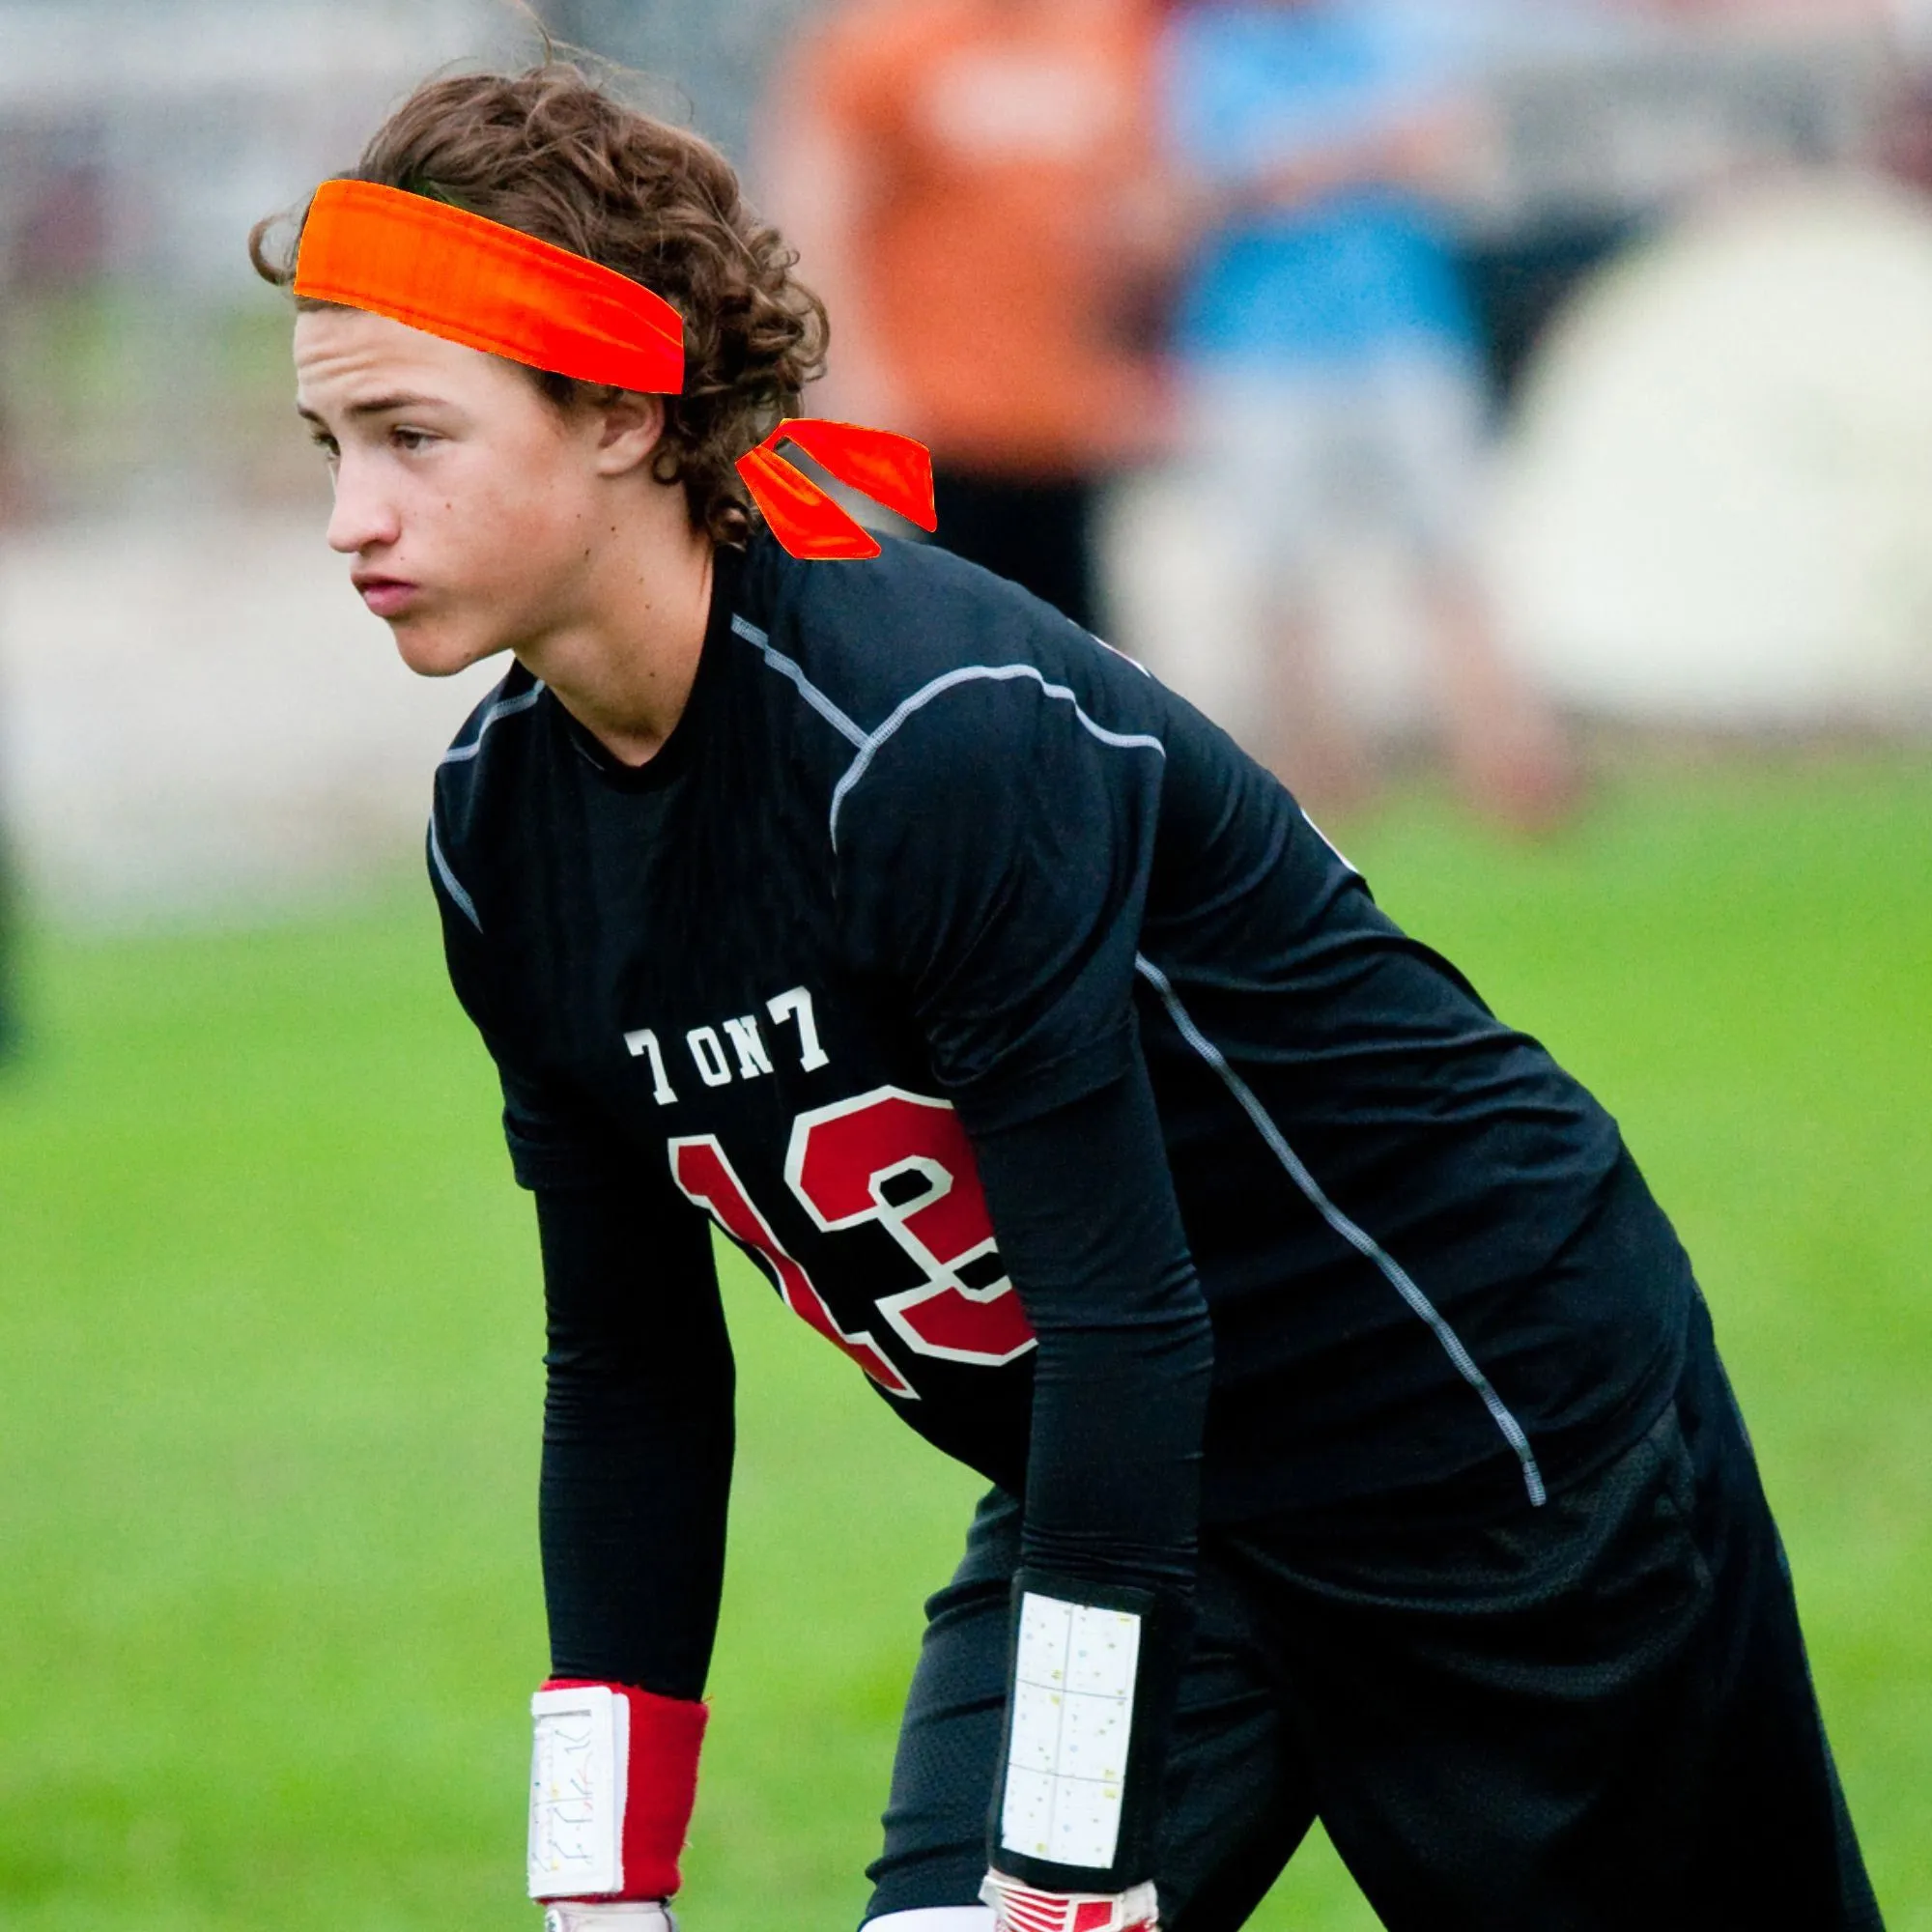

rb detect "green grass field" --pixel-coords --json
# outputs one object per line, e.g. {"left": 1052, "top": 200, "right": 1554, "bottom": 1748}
{"left": 1, "top": 753, "right": 1926, "bottom": 1931}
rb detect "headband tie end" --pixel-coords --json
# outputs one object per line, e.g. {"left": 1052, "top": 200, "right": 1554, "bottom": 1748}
{"left": 737, "top": 445, "right": 884, "bottom": 559}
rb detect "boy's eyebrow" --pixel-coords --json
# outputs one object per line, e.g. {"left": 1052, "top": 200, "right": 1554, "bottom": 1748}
{"left": 295, "top": 391, "right": 445, "bottom": 426}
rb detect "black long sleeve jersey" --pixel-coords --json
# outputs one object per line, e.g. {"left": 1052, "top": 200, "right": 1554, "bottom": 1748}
{"left": 431, "top": 532, "right": 1692, "bottom": 1708}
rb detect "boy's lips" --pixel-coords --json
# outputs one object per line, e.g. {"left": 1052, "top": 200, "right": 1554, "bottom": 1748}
{"left": 354, "top": 573, "right": 419, "bottom": 617}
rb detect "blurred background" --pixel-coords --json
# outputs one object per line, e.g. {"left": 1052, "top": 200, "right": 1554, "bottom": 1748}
{"left": 0, "top": 2, "right": 1926, "bottom": 1928}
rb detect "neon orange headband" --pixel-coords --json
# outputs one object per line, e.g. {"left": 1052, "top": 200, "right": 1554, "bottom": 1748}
{"left": 294, "top": 178, "right": 935, "bottom": 560}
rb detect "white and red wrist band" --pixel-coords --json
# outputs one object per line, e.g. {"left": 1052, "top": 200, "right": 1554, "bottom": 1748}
{"left": 527, "top": 1678, "right": 707, "bottom": 1902}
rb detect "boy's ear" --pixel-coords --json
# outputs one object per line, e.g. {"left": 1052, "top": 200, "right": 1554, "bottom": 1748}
{"left": 591, "top": 390, "right": 668, "bottom": 476}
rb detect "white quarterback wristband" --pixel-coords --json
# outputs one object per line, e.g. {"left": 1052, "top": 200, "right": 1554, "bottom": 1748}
{"left": 541, "top": 1904, "right": 675, "bottom": 1932}
{"left": 530, "top": 1685, "right": 631, "bottom": 1897}
{"left": 1001, "top": 1593, "right": 1144, "bottom": 1870}
{"left": 527, "top": 1678, "right": 707, "bottom": 1904}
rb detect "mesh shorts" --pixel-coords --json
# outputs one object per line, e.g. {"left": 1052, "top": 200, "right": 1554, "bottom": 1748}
{"left": 862, "top": 1291, "right": 1882, "bottom": 1931}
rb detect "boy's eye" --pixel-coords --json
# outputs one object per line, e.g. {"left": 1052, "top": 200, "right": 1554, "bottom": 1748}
{"left": 391, "top": 426, "right": 436, "bottom": 452}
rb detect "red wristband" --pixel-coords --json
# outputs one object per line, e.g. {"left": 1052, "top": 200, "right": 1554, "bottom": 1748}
{"left": 540, "top": 1679, "right": 708, "bottom": 1900}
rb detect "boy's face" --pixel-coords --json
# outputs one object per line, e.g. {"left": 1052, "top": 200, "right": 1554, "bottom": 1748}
{"left": 293, "top": 305, "right": 654, "bottom": 678}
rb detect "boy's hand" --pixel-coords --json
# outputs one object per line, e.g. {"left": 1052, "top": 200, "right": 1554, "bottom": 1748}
{"left": 980, "top": 1870, "right": 1159, "bottom": 1932}
{"left": 540, "top": 1904, "right": 675, "bottom": 1931}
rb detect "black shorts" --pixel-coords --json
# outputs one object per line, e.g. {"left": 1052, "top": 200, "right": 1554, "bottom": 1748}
{"left": 864, "top": 1292, "right": 1882, "bottom": 1930}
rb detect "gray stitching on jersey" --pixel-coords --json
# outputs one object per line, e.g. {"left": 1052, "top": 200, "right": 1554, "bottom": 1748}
{"left": 427, "top": 811, "right": 482, "bottom": 933}
{"left": 1133, "top": 952, "right": 1548, "bottom": 1509}
{"left": 828, "top": 664, "right": 1167, "bottom": 849}
{"left": 439, "top": 681, "right": 545, "bottom": 765}
{"left": 732, "top": 613, "right": 867, "bottom": 749}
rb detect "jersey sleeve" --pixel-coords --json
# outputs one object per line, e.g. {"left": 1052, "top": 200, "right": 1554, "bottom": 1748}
{"left": 536, "top": 1181, "right": 733, "bottom": 1700}
{"left": 833, "top": 668, "right": 1167, "bottom": 1133}
{"left": 966, "top": 1052, "right": 1212, "bottom": 1895}
{"left": 429, "top": 807, "right": 632, "bottom": 1194}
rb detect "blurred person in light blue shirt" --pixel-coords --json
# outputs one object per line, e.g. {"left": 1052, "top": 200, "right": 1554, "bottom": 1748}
{"left": 1169, "top": 0, "right": 1481, "bottom": 372}
{"left": 1155, "top": 0, "right": 1576, "bottom": 827}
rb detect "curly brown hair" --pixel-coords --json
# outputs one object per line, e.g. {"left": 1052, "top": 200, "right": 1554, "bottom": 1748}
{"left": 249, "top": 64, "right": 829, "bottom": 545}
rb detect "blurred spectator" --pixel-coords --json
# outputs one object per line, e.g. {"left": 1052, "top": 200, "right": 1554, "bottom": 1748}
{"left": 1157, "top": 0, "right": 1576, "bottom": 827}
{"left": 756, "top": 0, "right": 1172, "bottom": 631}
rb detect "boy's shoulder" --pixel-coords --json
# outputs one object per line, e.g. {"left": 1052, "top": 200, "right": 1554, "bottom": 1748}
{"left": 746, "top": 530, "right": 1158, "bottom": 742}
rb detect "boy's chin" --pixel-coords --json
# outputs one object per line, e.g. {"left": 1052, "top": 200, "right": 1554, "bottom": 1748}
{"left": 391, "top": 621, "right": 507, "bottom": 680}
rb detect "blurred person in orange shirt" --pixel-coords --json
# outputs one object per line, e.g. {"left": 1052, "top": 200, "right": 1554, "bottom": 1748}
{"left": 756, "top": 0, "right": 1174, "bottom": 634}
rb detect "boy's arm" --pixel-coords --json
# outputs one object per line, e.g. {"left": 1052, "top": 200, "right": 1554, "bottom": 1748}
{"left": 964, "top": 1063, "right": 1209, "bottom": 1928}
{"left": 427, "top": 814, "right": 730, "bottom": 1913}
{"left": 835, "top": 651, "right": 1208, "bottom": 1917}
{"left": 528, "top": 1180, "right": 732, "bottom": 1911}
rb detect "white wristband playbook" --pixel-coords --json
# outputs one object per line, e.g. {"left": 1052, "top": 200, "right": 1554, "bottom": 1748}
{"left": 1001, "top": 1593, "right": 1144, "bottom": 1870}
{"left": 526, "top": 1676, "right": 709, "bottom": 1906}
{"left": 529, "top": 1684, "right": 633, "bottom": 1898}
